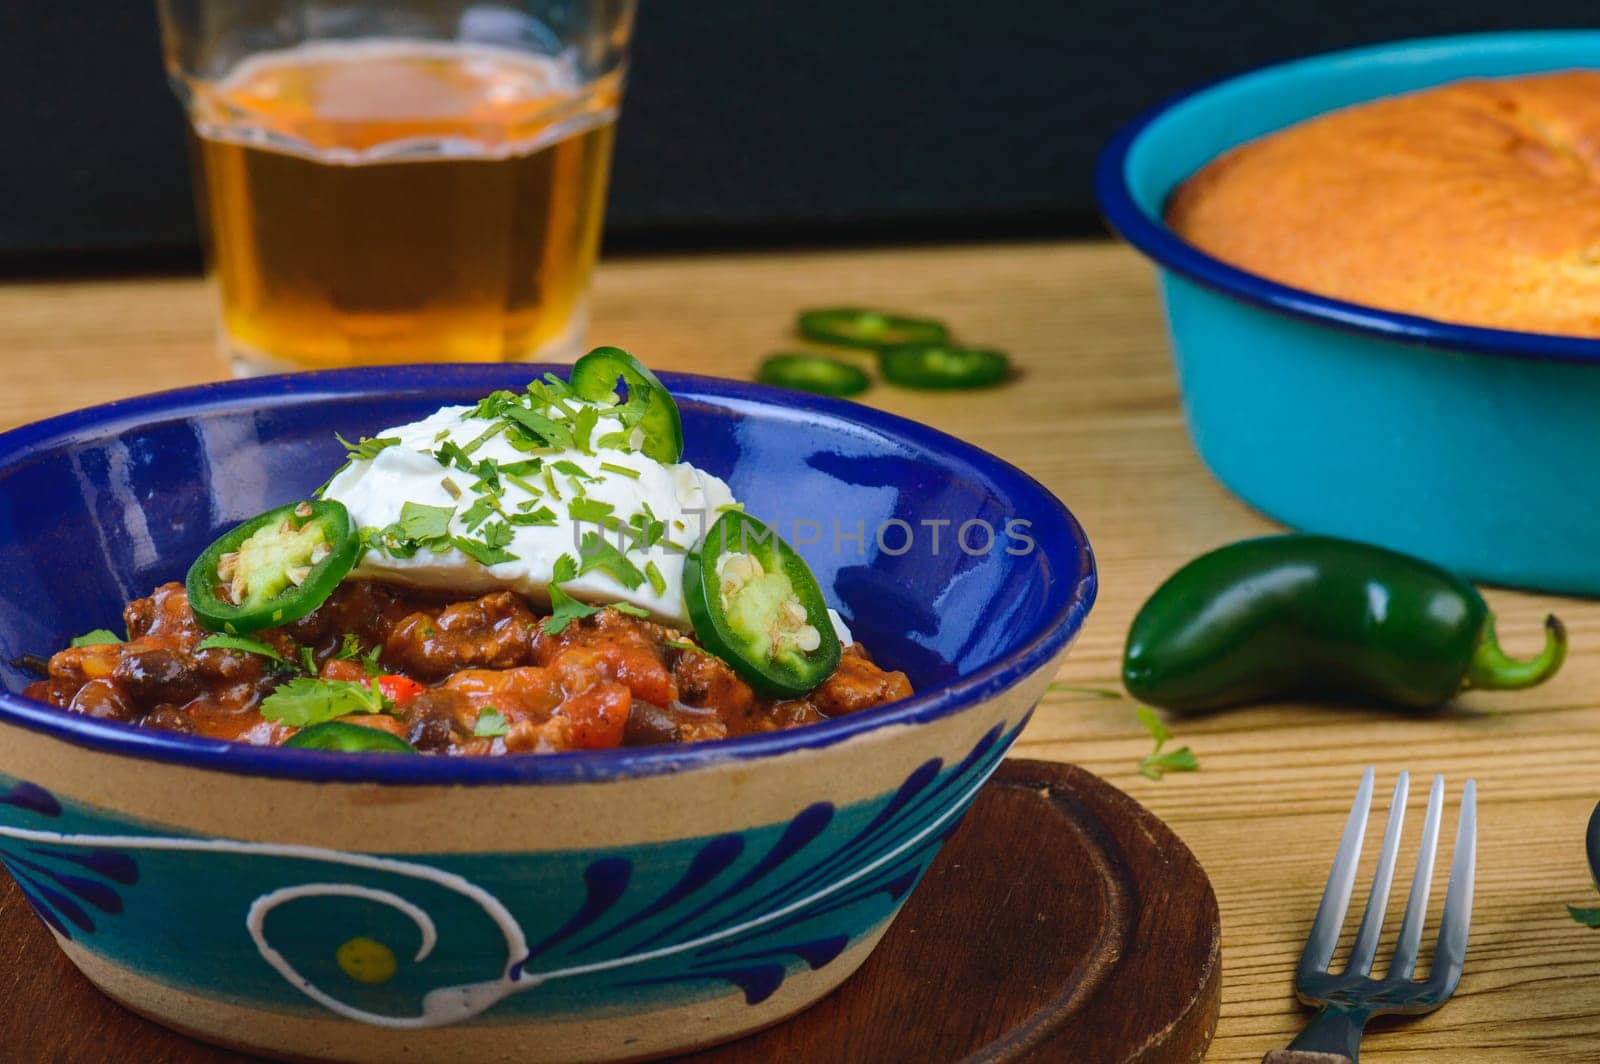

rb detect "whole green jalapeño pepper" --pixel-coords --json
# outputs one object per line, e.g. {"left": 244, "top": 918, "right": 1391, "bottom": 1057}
{"left": 1123, "top": 535, "right": 1567, "bottom": 712}
{"left": 684, "top": 511, "right": 842, "bottom": 697}
{"left": 185, "top": 500, "right": 360, "bottom": 635}
{"left": 569, "top": 346, "right": 684, "bottom": 464}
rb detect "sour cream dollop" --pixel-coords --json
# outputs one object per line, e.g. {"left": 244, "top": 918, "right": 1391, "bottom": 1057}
{"left": 323, "top": 398, "right": 852, "bottom": 642}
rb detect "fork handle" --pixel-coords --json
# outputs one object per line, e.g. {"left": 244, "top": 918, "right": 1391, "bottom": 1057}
{"left": 1266, "top": 1003, "right": 1368, "bottom": 1063}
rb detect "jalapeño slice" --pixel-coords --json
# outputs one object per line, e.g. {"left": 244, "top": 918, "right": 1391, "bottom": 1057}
{"left": 569, "top": 346, "right": 684, "bottom": 463}
{"left": 185, "top": 500, "right": 359, "bottom": 635}
{"left": 879, "top": 344, "right": 1009, "bottom": 390}
{"left": 684, "top": 511, "right": 841, "bottom": 698}
{"left": 797, "top": 307, "right": 948, "bottom": 351}
{"left": 757, "top": 353, "right": 870, "bottom": 397}
{"left": 283, "top": 721, "right": 417, "bottom": 754}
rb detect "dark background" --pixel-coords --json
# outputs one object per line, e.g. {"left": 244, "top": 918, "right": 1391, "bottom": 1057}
{"left": 1, "top": 2, "right": 1596, "bottom": 268}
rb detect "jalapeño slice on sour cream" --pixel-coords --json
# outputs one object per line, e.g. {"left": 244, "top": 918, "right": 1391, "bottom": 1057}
{"left": 186, "top": 500, "right": 359, "bottom": 635}
{"left": 569, "top": 346, "right": 684, "bottom": 464}
{"left": 684, "top": 511, "right": 841, "bottom": 697}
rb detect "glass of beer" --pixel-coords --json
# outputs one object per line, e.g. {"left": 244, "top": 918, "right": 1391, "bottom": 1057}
{"left": 156, "top": 1, "right": 635, "bottom": 375}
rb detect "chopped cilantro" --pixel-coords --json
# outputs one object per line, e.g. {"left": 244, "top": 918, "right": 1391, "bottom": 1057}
{"left": 543, "top": 466, "right": 562, "bottom": 500}
{"left": 299, "top": 645, "right": 318, "bottom": 675}
{"left": 504, "top": 473, "right": 543, "bottom": 498}
{"left": 663, "top": 639, "right": 696, "bottom": 651}
{"left": 600, "top": 461, "right": 641, "bottom": 479}
{"left": 399, "top": 501, "right": 454, "bottom": 542}
{"left": 197, "top": 633, "right": 289, "bottom": 666}
{"left": 470, "top": 457, "right": 501, "bottom": 493}
{"left": 577, "top": 531, "right": 646, "bottom": 589}
{"left": 644, "top": 560, "right": 667, "bottom": 596}
{"left": 473, "top": 706, "right": 511, "bottom": 738}
{"left": 509, "top": 506, "right": 558, "bottom": 527}
{"left": 460, "top": 496, "right": 500, "bottom": 532}
{"left": 452, "top": 533, "right": 518, "bottom": 567}
{"left": 543, "top": 554, "right": 603, "bottom": 634}
{"left": 336, "top": 434, "right": 401, "bottom": 461}
{"left": 627, "top": 510, "right": 667, "bottom": 548}
{"left": 569, "top": 497, "right": 617, "bottom": 527}
{"left": 433, "top": 440, "right": 474, "bottom": 472}
{"left": 330, "top": 635, "right": 384, "bottom": 676}
{"left": 69, "top": 628, "right": 123, "bottom": 648}
{"left": 609, "top": 602, "right": 651, "bottom": 618}
{"left": 503, "top": 406, "right": 573, "bottom": 451}
{"left": 571, "top": 406, "right": 599, "bottom": 453}
{"left": 460, "top": 421, "right": 505, "bottom": 456}
{"left": 469, "top": 389, "right": 519, "bottom": 420}
{"left": 260, "top": 677, "right": 390, "bottom": 728}
{"left": 552, "top": 460, "right": 596, "bottom": 481}
{"left": 499, "top": 458, "right": 543, "bottom": 477}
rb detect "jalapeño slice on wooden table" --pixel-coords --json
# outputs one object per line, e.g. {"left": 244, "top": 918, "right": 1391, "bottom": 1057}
{"left": 685, "top": 511, "right": 841, "bottom": 697}
{"left": 879, "top": 344, "right": 1010, "bottom": 389}
{"left": 757, "top": 353, "right": 871, "bottom": 396}
{"left": 185, "top": 499, "right": 359, "bottom": 634}
{"left": 798, "top": 307, "right": 949, "bottom": 351}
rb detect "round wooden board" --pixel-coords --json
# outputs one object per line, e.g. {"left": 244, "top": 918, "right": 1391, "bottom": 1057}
{"left": 0, "top": 760, "right": 1220, "bottom": 1063}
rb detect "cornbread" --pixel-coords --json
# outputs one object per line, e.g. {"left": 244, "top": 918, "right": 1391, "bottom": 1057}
{"left": 1165, "top": 71, "right": 1600, "bottom": 336}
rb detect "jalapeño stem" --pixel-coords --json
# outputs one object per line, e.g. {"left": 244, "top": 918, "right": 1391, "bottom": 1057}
{"left": 1464, "top": 614, "right": 1567, "bottom": 691}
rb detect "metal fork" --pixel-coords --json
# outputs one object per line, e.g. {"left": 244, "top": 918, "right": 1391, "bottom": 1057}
{"left": 1265, "top": 767, "right": 1477, "bottom": 1064}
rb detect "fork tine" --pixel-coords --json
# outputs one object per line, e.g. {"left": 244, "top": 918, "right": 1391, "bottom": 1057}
{"left": 1390, "top": 774, "right": 1445, "bottom": 978}
{"left": 1427, "top": 779, "right": 1477, "bottom": 996}
{"left": 1346, "top": 771, "right": 1409, "bottom": 975}
{"left": 1299, "top": 765, "right": 1374, "bottom": 976}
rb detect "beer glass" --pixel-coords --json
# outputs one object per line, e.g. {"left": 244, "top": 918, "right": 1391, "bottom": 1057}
{"left": 157, "top": 1, "right": 635, "bottom": 375}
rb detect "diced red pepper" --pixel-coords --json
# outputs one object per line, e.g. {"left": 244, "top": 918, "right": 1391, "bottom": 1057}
{"left": 377, "top": 674, "right": 426, "bottom": 708}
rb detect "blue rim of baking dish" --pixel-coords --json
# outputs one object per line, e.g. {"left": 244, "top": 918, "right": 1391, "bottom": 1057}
{"left": 1094, "top": 30, "right": 1600, "bottom": 367}
{"left": 0, "top": 364, "right": 1097, "bottom": 786}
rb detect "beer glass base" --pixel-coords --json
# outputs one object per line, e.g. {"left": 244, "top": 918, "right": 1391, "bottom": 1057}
{"left": 222, "top": 313, "right": 590, "bottom": 379}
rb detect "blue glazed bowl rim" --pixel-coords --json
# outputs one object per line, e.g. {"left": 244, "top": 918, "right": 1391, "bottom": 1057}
{"left": 1094, "top": 29, "right": 1600, "bottom": 367}
{"left": 0, "top": 364, "right": 1096, "bottom": 786}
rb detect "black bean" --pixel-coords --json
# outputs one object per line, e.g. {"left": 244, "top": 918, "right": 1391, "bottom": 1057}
{"left": 113, "top": 648, "right": 202, "bottom": 708}
{"left": 623, "top": 702, "right": 681, "bottom": 746}
{"left": 143, "top": 706, "right": 196, "bottom": 735}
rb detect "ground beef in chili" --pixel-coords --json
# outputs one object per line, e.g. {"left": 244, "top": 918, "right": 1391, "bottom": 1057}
{"left": 23, "top": 581, "right": 913, "bottom": 755}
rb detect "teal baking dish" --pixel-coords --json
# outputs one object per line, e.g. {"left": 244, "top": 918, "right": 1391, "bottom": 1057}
{"left": 1096, "top": 31, "right": 1600, "bottom": 595}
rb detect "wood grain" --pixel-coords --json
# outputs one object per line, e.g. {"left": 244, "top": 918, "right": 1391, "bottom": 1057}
{"left": 2, "top": 240, "right": 1598, "bottom": 1062}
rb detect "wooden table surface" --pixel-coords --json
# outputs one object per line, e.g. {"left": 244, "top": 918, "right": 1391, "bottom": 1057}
{"left": 3, "top": 240, "right": 1599, "bottom": 1062}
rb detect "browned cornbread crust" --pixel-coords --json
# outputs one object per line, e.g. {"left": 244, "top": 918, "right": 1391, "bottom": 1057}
{"left": 1165, "top": 71, "right": 1600, "bottom": 337}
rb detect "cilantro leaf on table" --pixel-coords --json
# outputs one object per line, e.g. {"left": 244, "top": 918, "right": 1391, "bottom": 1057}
{"left": 260, "top": 677, "right": 390, "bottom": 728}
{"left": 1135, "top": 704, "right": 1198, "bottom": 781}
{"left": 1568, "top": 905, "right": 1600, "bottom": 928}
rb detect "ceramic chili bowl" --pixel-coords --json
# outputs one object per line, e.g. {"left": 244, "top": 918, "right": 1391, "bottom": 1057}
{"left": 1096, "top": 30, "right": 1600, "bottom": 595}
{"left": 0, "top": 365, "right": 1095, "bottom": 1063}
